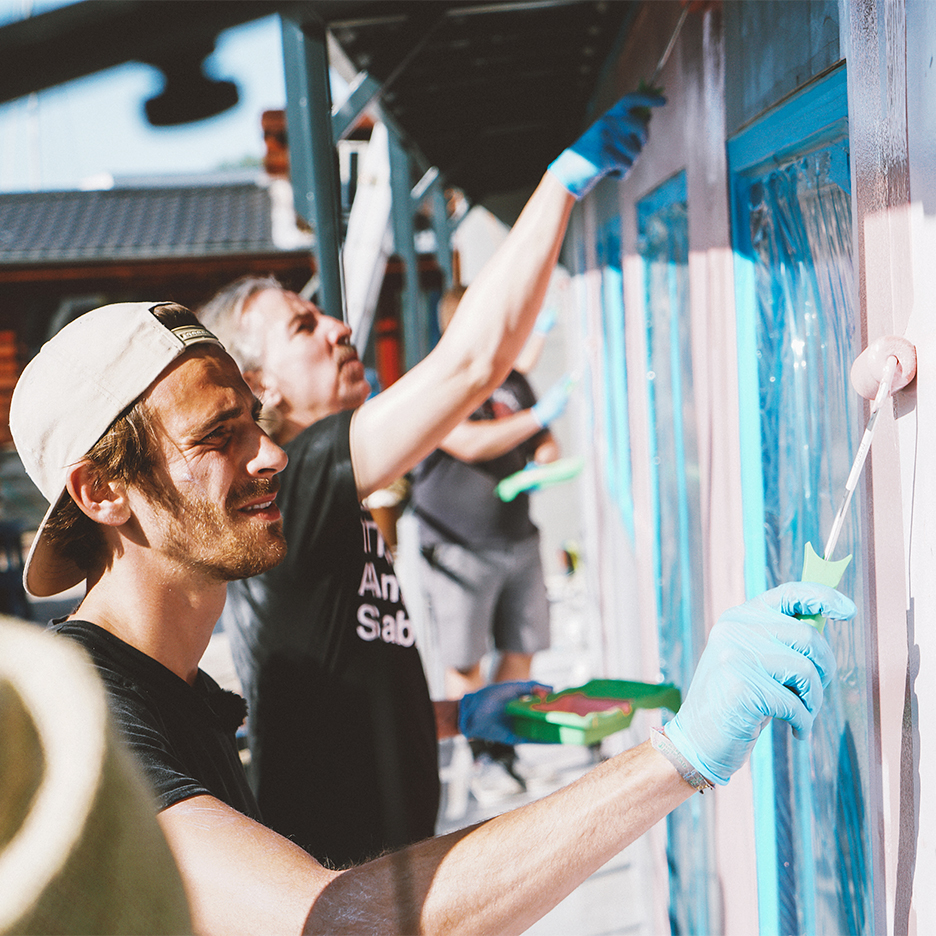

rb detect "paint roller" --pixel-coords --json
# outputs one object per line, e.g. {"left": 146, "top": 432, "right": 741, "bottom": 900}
{"left": 647, "top": 4, "right": 691, "bottom": 89}
{"left": 634, "top": 4, "right": 691, "bottom": 108}
{"left": 799, "top": 334, "right": 917, "bottom": 631}
{"left": 635, "top": 1, "right": 716, "bottom": 106}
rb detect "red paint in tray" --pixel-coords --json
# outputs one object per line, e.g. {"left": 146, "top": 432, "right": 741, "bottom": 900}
{"left": 527, "top": 692, "right": 633, "bottom": 718}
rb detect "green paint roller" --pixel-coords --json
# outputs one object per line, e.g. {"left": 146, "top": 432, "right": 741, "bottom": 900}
{"left": 800, "top": 335, "right": 916, "bottom": 631}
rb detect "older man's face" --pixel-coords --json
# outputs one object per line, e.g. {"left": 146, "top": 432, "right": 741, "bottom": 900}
{"left": 242, "top": 289, "right": 371, "bottom": 427}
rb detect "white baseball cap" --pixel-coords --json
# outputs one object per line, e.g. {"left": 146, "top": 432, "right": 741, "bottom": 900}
{"left": 9, "top": 302, "right": 222, "bottom": 598}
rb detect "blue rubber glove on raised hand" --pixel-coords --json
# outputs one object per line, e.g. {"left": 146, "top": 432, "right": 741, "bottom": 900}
{"left": 664, "top": 582, "right": 855, "bottom": 786}
{"left": 458, "top": 680, "right": 552, "bottom": 746}
{"left": 548, "top": 91, "right": 666, "bottom": 199}
{"left": 531, "top": 373, "right": 575, "bottom": 428}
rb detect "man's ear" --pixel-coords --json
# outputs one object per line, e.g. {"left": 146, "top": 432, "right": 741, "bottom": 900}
{"left": 65, "top": 461, "right": 131, "bottom": 527}
{"left": 243, "top": 368, "right": 282, "bottom": 410}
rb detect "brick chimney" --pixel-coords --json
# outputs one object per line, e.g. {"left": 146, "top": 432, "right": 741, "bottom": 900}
{"left": 262, "top": 110, "right": 289, "bottom": 177}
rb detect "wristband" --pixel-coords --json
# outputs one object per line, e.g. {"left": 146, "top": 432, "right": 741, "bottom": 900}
{"left": 651, "top": 727, "right": 714, "bottom": 794}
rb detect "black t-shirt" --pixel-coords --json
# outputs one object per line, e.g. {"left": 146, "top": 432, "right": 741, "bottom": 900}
{"left": 222, "top": 410, "right": 439, "bottom": 868}
{"left": 50, "top": 620, "right": 259, "bottom": 820}
{"left": 410, "top": 370, "right": 544, "bottom": 546}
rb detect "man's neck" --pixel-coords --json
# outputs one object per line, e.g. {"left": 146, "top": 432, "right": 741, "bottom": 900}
{"left": 274, "top": 403, "right": 343, "bottom": 446}
{"left": 72, "top": 564, "right": 226, "bottom": 685}
{"left": 273, "top": 417, "right": 306, "bottom": 446}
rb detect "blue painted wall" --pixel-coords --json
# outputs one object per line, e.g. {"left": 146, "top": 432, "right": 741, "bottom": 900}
{"left": 724, "top": 0, "right": 840, "bottom": 135}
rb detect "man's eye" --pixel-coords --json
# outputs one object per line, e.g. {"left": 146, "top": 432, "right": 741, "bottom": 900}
{"left": 200, "top": 427, "right": 230, "bottom": 446}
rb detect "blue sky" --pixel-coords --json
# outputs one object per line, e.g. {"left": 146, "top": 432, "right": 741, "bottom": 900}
{"left": 0, "top": 3, "right": 293, "bottom": 191}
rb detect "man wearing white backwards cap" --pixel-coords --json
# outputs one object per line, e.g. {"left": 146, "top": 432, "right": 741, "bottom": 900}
{"left": 11, "top": 150, "right": 855, "bottom": 935}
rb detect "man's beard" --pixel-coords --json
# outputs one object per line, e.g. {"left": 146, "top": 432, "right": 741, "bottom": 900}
{"left": 159, "top": 477, "right": 287, "bottom": 582}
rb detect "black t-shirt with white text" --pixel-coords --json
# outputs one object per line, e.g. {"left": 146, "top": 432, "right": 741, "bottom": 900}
{"left": 222, "top": 410, "right": 439, "bottom": 868}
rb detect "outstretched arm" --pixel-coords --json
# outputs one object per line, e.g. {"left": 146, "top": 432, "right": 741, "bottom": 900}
{"left": 349, "top": 174, "right": 573, "bottom": 498}
{"left": 348, "top": 92, "right": 663, "bottom": 499}
{"left": 439, "top": 411, "right": 548, "bottom": 463}
{"left": 158, "top": 583, "right": 853, "bottom": 936}
{"left": 440, "top": 372, "right": 572, "bottom": 463}
{"left": 158, "top": 748, "right": 690, "bottom": 936}
{"left": 305, "top": 741, "right": 690, "bottom": 935}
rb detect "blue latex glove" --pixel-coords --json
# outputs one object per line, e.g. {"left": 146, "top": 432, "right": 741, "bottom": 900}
{"left": 664, "top": 582, "right": 855, "bottom": 785}
{"left": 458, "top": 680, "right": 552, "bottom": 745}
{"left": 548, "top": 91, "right": 666, "bottom": 199}
{"left": 531, "top": 373, "right": 574, "bottom": 427}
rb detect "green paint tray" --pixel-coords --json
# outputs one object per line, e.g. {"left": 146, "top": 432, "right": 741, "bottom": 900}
{"left": 506, "top": 678, "right": 681, "bottom": 745}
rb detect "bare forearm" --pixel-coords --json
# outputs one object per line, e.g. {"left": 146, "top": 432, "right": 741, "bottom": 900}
{"left": 350, "top": 175, "right": 574, "bottom": 498}
{"left": 432, "top": 174, "right": 573, "bottom": 404}
{"left": 532, "top": 434, "right": 559, "bottom": 464}
{"left": 441, "top": 411, "right": 544, "bottom": 463}
{"left": 159, "top": 746, "right": 695, "bottom": 936}
{"left": 306, "top": 741, "right": 695, "bottom": 935}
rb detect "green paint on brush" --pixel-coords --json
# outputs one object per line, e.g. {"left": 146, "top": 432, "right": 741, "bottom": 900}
{"left": 799, "top": 542, "right": 852, "bottom": 634}
{"left": 495, "top": 456, "right": 584, "bottom": 503}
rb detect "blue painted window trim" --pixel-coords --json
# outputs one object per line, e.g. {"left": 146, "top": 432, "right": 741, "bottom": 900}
{"left": 727, "top": 63, "right": 849, "bottom": 936}
{"left": 638, "top": 169, "right": 712, "bottom": 936}
{"left": 597, "top": 214, "right": 636, "bottom": 540}
{"left": 638, "top": 170, "right": 689, "bottom": 658}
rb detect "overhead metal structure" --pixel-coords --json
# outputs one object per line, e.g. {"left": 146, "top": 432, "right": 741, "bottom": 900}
{"left": 387, "top": 130, "right": 426, "bottom": 369}
{"left": 0, "top": 0, "right": 640, "bottom": 362}
{"left": 323, "top": 0, "right": 639, "bottom": 219}
{"left": 0, "top": 0, "right": 637, "bottom": 209}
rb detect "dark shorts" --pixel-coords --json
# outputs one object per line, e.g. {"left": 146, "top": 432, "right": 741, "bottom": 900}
{"left": 419, "top": 535, "right": 550, "bottom": 669}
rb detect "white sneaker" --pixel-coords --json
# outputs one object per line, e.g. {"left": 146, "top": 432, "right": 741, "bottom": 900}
{"left": 469, "top": 753, "right": 525, "bottom": 805}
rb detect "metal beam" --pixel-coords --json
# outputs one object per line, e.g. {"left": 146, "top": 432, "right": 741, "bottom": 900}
{"left": 281, "top": 14, "right": 346, "bottom": 322}
{"left": 331, "top": 71, "right": 382, "bottom": 143}
{"left": 430, "top": 179, "right": 454, "bottom": 290}
{"left": 388, "top": 128, "right": 425, "bottom": 371}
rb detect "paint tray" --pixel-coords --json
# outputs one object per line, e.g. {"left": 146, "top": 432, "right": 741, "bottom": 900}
{"left": 506, "top": 678, "right": 682, "bottom": 745}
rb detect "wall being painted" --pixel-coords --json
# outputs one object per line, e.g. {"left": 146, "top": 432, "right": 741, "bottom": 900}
{"left": 897, "top": 3, "right": 936, "bottom": 932}
{"left": 565, "top": 0, "right": 930, "bottom": 932}
{"left": 723, "top": 0, "right": 840, "bottom": 134}
{"left": 567, "top": 1, "right": 755, "bottom": 932}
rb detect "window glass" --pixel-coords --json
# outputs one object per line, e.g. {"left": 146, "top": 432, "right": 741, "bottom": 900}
{"left": 730, "top": 67, "right": 874, "bottom": 935}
